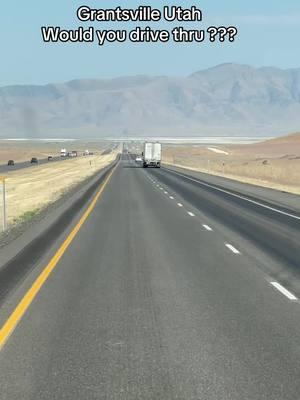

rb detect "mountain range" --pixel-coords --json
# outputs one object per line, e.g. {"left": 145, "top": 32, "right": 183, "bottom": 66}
{"left": 1, "top": 63, "right": 300, "bottom": 138}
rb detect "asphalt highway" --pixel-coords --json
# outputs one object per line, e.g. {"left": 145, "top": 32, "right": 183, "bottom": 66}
{"left": 148, "top": 163, "right": 300, "bottom": 276}
{"left": 0, "top": 156, "right": 65, "bottom": 174}
{"left": 0, "top": 153, "right": 299, "bottom": 399}
{"left": 0, "top": 144, "right": 116, "bottom": 173}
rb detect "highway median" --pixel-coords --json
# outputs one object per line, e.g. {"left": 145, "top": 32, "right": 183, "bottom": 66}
{"left": 2, "top": 152, "right": 118, "bottom": 229}
{"left": 0, "top": 155, "right": 119, "bottom": 310}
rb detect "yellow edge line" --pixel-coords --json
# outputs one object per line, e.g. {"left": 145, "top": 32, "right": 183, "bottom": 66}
{"left": 0, "top": 164, "right": 117, "bottom": 350}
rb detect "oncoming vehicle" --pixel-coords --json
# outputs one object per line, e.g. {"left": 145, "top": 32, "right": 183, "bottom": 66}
{"left": 30, "top": 157, "right": 38, "bottom": 164}
{"left": 60, "top": 148, "right": 67, "bottom": 157}
{"left": 7, "top": 160, "right": 15, "bottom": 166}
{"left": 47, "top": 156, "right": 53, "bottom": 161}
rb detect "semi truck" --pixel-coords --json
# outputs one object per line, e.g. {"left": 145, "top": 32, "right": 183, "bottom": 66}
{"left": 142, "top": 142, "right": 162, "bottom": 168}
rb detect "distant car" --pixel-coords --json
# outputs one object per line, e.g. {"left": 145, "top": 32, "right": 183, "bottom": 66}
{"left": 47, "top": 156, "right": 53, "bottom": 161}
{"left": 7, "top": 160, "right": 15, "bottom": 166}
{"left": 135, "top": 156, "right": 142, "bottom": 163}
{"left": 30, "top": 157, "right": 38, "bottom": 164}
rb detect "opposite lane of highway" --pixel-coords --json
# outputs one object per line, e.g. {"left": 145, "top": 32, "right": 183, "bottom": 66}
{"left": 0, "top": 156, "right": 65, "bottom": 174}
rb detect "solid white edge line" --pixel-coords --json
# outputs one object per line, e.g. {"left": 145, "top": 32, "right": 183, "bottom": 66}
{"left": 270, "top": 282, "right": 297, "bottom": 301}
{"left": 203, "top": 224, "right": 213, "bottom": 231}
{"left": 167, "top": 169, "right": 300, "bottom": 221}
{"left": 225, "top": 243, "right": 240, "bottom": 254}
{"left": 188, "top": 212, "right": 195, "bottom": 217}
{"left": 177, "top": 203, "right": 183, "bottom": 207}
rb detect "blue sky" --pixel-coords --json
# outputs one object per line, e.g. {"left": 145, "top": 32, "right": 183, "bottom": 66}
{"left": 1, "top": 0, "right": 300, "bottom": 85}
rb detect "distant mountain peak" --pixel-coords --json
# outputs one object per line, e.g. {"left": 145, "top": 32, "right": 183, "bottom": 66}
{"left": 190, "top": 63, "right": 255, "bottom": 77}
{"left": 1, "top": 64, "right": 300, "bottom": 138}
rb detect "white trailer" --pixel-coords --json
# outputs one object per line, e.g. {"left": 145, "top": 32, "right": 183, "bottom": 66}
{"left": 142, "top": 142, "right": 161, "bottom": 168}
{"left": 60, "top": 148, "right": 67, "bottom": 157}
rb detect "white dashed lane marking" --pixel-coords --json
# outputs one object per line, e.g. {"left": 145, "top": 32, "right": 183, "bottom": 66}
{"left": 270, "top": 282, "right": 297, "bottom": 301}
{"left": 149, "top": 173, "right": 300, "bottom": 305}
{"left": 225, "top": 244, "right": 240, "bottom": 254}
{"left": 166, "top": 169, "right": 300, "bottom": 221}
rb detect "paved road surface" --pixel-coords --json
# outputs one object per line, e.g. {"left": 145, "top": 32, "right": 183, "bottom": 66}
{"left": 0, "top": 144, "right": 116, "bottom": 174}
{"left": 0, "top": 156, "right": 65, "bottom": 174}
{"left": 148, "top": 163, "right": 300, "bottom": 275}
{"left": 0, "top": 153, "right": 299, "bottom": 399}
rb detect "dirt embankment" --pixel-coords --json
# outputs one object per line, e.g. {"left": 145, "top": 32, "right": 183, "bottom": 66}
{"left": 163, "top": 133, "right": 300, "bottom": 195}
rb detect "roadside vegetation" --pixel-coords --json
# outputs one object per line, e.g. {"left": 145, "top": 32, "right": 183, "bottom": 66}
{"left": 4, "top": 152, "right": 118, "bottom": 226}
{"left": 163, "top": 133, "right": 300, "bottom": 195}
{"left": 13, "top": 209, "right": 39, "bottom": 224}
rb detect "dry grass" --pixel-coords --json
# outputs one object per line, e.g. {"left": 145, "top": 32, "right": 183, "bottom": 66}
{"left": 4, "top": 152, "right": 118, "bottom": 225}
{"left": 0, "top": 140, "right": 110, "bottom": 164}
{"left": 0, "top": 141, "right": 64, "bottom": 164}
{"left": 163, "top": 133, "right": 300, "bottom": 195}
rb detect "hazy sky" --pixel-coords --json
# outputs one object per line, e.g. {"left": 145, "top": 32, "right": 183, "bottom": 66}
{"left": 1, "top": 0, "right": 300, "bottom": 85}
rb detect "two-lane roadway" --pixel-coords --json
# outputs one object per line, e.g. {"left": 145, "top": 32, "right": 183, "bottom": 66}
{"left": 0, "top": 156, "right": 65, "bottom": 174}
